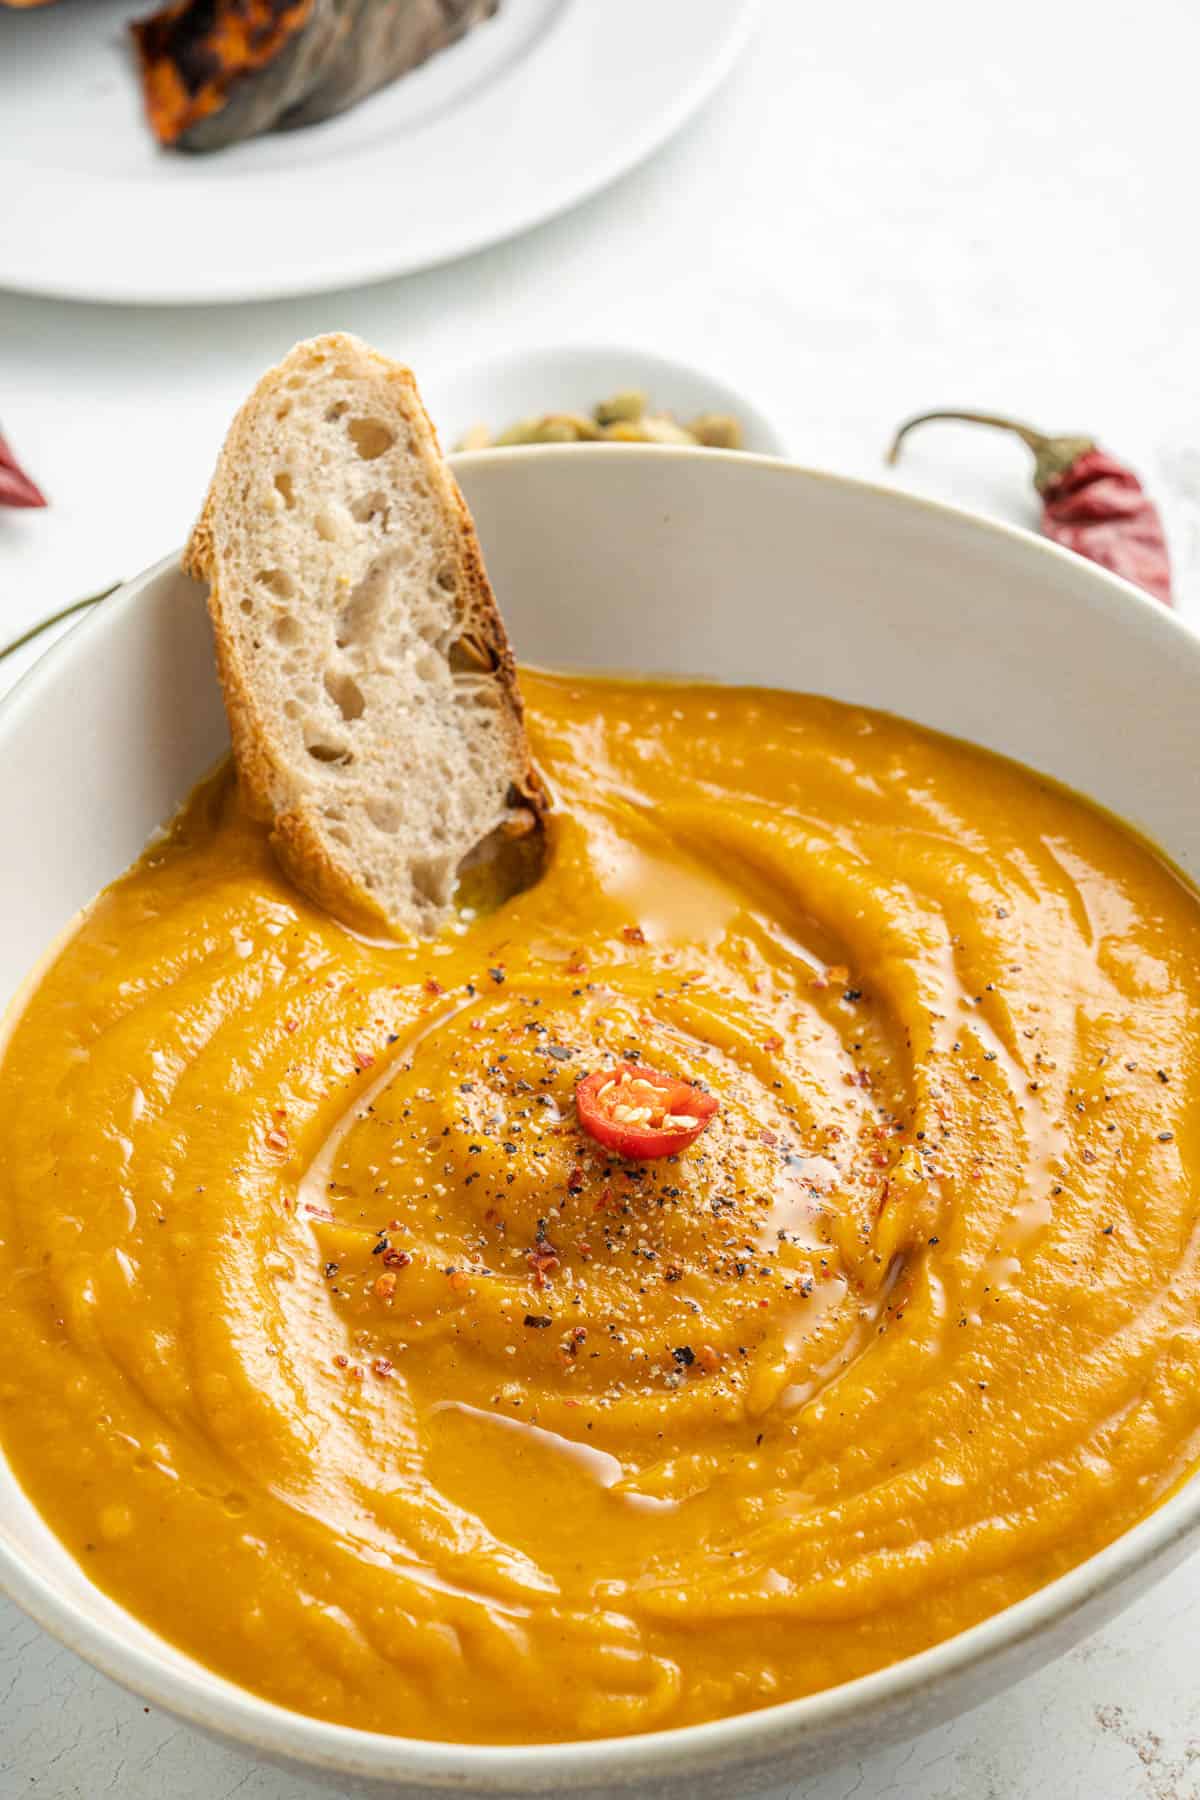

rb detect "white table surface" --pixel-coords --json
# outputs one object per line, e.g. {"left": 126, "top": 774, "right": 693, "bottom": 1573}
{"left": 3, "top": 3, "right": 1200, "bottom": 1795}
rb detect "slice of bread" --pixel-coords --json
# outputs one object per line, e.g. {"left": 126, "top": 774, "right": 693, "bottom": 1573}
{"left": 185, "top": 333, "right": 546, "bottom": 938}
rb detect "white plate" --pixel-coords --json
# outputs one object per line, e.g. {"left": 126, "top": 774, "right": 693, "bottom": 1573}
{"left": 0, "top": 0, "right": 758, "bottom": 305}
{"left": 425, "top": 341, "right": 789, "bottom": 456}
{"left": 2, "top": 450, "right": 1199, "bottom": 1797}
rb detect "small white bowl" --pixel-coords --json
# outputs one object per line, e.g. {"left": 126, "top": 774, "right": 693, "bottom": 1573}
{"left": 422, "top": 342, "right": 789, "bottom": 458}
{"left": 1, "top": 449, "right": 1199, "bottom": 1795}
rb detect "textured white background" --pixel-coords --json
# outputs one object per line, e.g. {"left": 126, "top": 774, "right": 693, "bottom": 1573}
{"left": 3, "top": 1, "right": 1200, "bottom": 1794}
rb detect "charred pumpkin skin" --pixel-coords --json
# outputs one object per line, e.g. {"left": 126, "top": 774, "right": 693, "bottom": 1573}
{"left": 130, "top": 0, "right": 498, "bottom": 151}
{"left": 279, "top": 0, "right": 498, "bottom": 130}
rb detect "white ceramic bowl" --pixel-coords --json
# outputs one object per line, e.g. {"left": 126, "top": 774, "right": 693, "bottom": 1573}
{"left": 422, "top": 342, "right": 788, "bottom": 459}
{"left": 2, "top": 450, "right": 1199, "bottom": 1797}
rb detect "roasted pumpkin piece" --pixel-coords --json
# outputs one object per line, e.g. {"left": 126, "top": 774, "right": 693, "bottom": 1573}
{"left": 130, "top": 0, "right": 499, "bottom": 152}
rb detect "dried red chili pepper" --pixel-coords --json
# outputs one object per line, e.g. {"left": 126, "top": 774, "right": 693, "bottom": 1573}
{"left": 0, "top": 430, "right": 46, "bottom": 510}
{"left": 887, "top": 410, "right": 1172, "bottom": 607}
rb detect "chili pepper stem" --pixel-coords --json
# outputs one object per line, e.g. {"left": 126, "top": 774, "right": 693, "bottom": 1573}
{"left": 887, "top": 410, "right": 1094, "bottom": 492}
{"left": 0, "top": 584, "right": 120, "bottom": 665}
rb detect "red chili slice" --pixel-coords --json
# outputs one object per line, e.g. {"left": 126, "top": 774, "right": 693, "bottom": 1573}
{"left": 575, "top": 1063, "right": 719, "bottom": 1160}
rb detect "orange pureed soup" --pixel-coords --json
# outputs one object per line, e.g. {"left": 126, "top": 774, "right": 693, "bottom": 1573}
{"left": 3, "top": 671, "right": 1200, "bottom": 1744}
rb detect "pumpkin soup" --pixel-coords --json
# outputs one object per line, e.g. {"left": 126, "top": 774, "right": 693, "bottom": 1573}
{"left": 2, "top": 671, "right": 1199, "bottom": 1744}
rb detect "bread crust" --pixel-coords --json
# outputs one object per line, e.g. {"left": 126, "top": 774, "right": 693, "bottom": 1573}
{"left": 185, "top": 333, "right": 545, "bottom": 936}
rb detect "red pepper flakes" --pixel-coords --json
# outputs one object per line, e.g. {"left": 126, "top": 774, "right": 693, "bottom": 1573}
{"left": 763, "top": 1035, "right": 784, "bottom": 1053}
{"left": 888, "top": 410, "right": 1173, "bottom": 606}
{"left": 372, "top": 1359, "right": 393, "bottom": 1379}
{"left": 528, "top": 1247, "right": 561, "bottom": 1287}
{"left": 381, "top": 1247, "right": 412, "bottom": 1270}
{"left": 265, "top": 1126, "right": 289, "bottom": 1153}
{"left": 425, "top": 978, "right": 444, "bottom": 996}
{"left": 622, "top": 925, "right": 646, "bottom": 945}
{"left": 373, "top": 1273, "right": 397, "bottom": 1301}
{"left": 354, "top": 1051, "right": 375, "bottom": 1072}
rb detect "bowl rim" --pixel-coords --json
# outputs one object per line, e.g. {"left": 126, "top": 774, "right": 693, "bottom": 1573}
{"left": 2, "top": 447, "right": 1198, "bottom": 1788}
